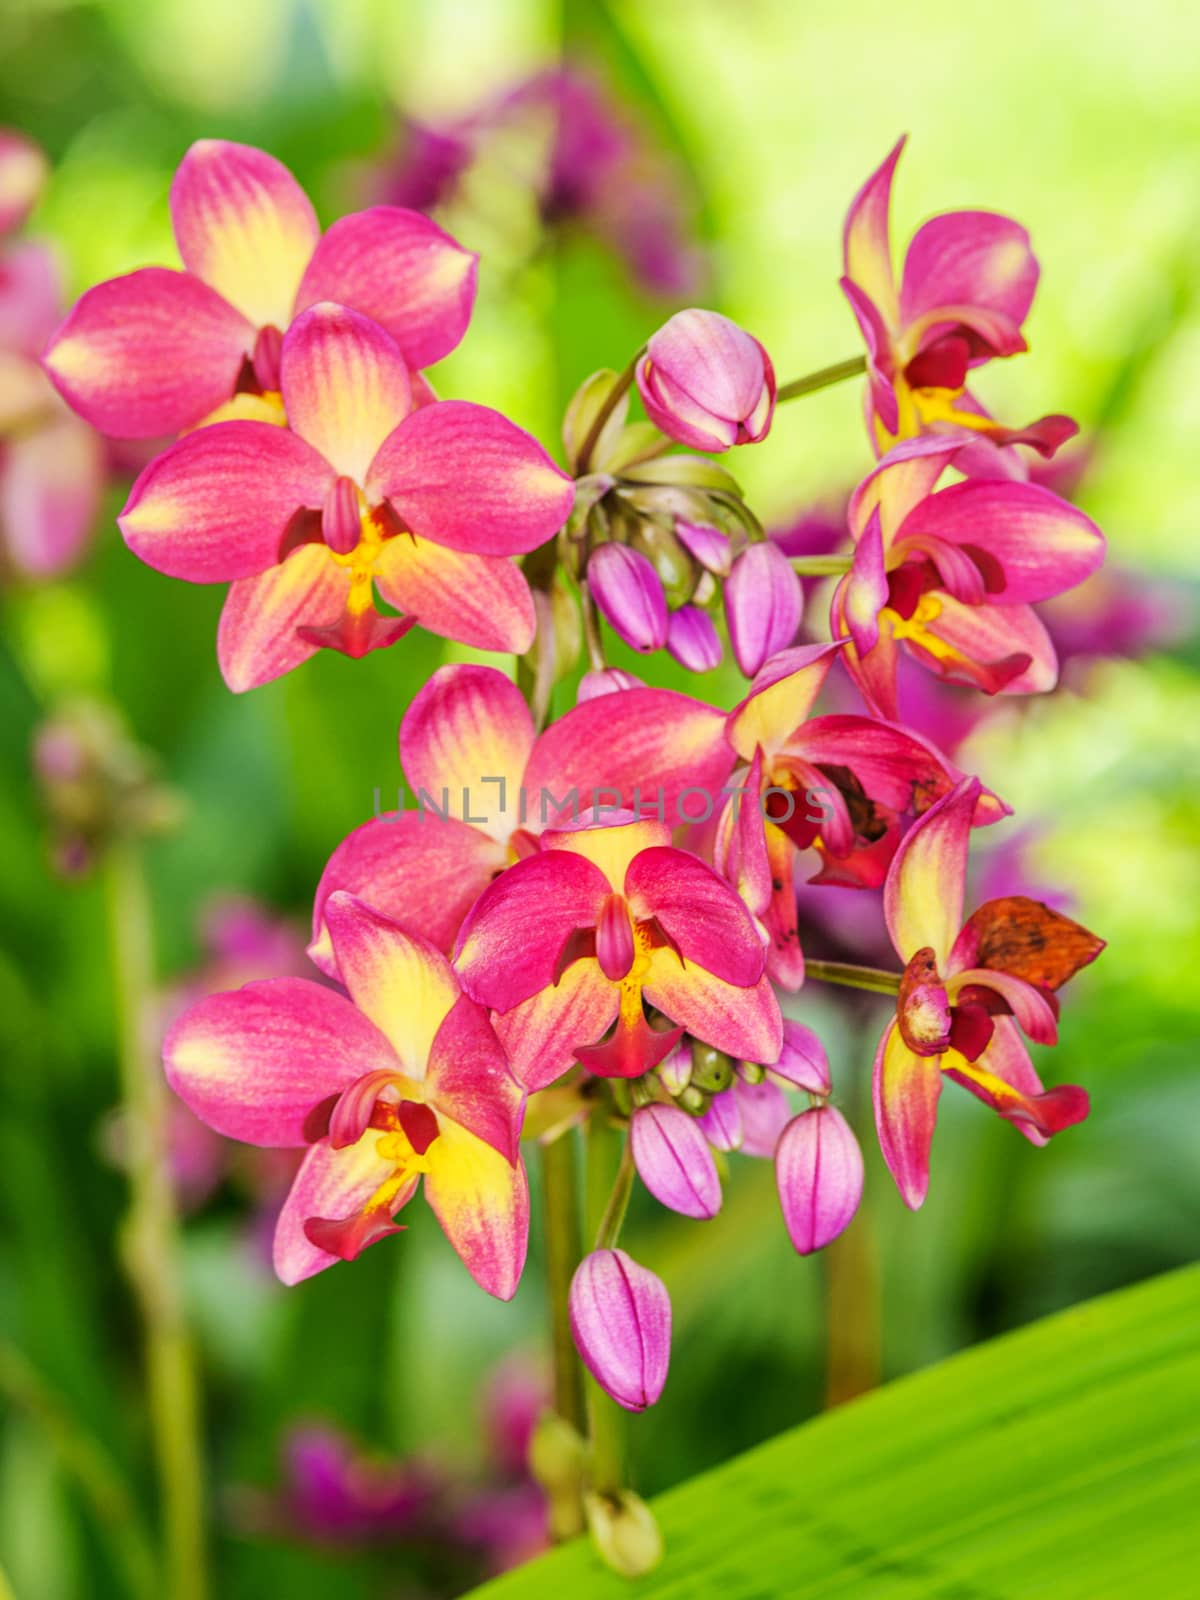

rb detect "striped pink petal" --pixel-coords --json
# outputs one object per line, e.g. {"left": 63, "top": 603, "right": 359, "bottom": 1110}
{"left": 899, "top": 211, "right": 1038, "bottom": 334}
{"left": 643, "top": 953, "right": 782, "bottom": 1067}
{"left": 43, "top": 267, "right": 251, "bottom": 438}
{"left": 843, "top": 137, "right": 903, "bottom": 328}
{"left": 374, "top": 536, "right": 536, "bottom": 653}
{"left": 492, "top": 960, "right": 619, "bottom": 1091}
{"left": 170, "top": 139, "right": 319, "bottom": 329}
{"left": 164, "top": 977, "right": 399, "bottom": 1147}
{"left": 296, "top": 206, "right": 478, "bottom": 371}
{"left": 217, "top": 544, "right": 350, "bottom": 692}
{"left": 625, "top": 845, "right": 765, "bottom": 987}
{"left": 872, "top": 1017, "right": 942, "bottom": 1209}
{"left": 368, "top": 400, "right": 573, "bottom": 556}
{"left": 884, "top": 776, "right": 979, "bottom": 964}
{"left": 423, "top": 1117, "right": 529, "bottom": 1300}
{"left": 281, "top": 302, "right": 413, "bottom": 483}
{"left": 273, "top": 1136, "right": 410, "bottom": 1285}
{"left": 119, "top": 418, "right": 331, "bottom": 582}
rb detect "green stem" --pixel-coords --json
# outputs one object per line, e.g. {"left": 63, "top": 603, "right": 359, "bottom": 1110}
{"left": 578, "top": 349, "right": 644, "bottom": 473}
{"left": 805, "top": 959, "right": 902, "bottom": 996}
{"left": 540, "top": 1133, "right": 586, "bottom": 1436}
{"left": 104, "top": 841, "right": 208, "bottom": 1600}
{"left": 579, "top": 581, "right": 607, "bottom": 671}
{"left": 584, "top": 1112, "right": 630, "bottom": 1497}
{"left": 0, "top": 1342, "right": 158, "bottom": 1600}
{"left": 789, "top": 553, "right": 854, "bottom": 577}
{"left": 776, "top": 354, "right": 866, "bottom": 403}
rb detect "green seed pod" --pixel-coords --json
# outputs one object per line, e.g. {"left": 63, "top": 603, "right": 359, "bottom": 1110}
{"left": 689, "top": 1045, "right": 734, "bottom": 1094}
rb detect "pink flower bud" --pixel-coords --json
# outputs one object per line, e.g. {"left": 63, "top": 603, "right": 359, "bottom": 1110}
{"left": 775, "top": 1106, "right": 863, "bottom": 1254}
{"left": 675, "top": 518, "right": 733, "bottom": 575}
{"left": 734, "top": 1077, "right": 791, "bottom": 1158}
{"left": 587, "top": 544, "right": 669, "bottom": 652}
{"left": 322, "top": 475, "right": 362, "bottom": 555}
{"left": 569, "top": 1248, "right": 671, "bottom": 1412}
{"left": 724, "top": 542, "right": 803, "bottom": 676}
{"left": 637, "top": 309, "right": 776, "bottom": 452}
{"left": 577, "top": 667, "right": 645, "bottom": 702}
{"left": 630, "top": 1103, "right": 721, "bottom": 1219}
{"left": 764, "top": 1019, "right": 831, "bottom": 1095}
{"left": 667, "top": 605, "right": 722, "bottom": 672}
{"left": 697, "top": 1088, "right": 742, "bottom": 1152}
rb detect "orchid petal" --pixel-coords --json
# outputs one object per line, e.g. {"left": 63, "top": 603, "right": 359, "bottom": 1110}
{"left": 281, "top": 302, "right": 412, "bottom": 483}
{"left": 217, "top": 544, "right": 350, "bottom": 692}
{"left": 843, "top": 137, "right": 903, "bottom": 327}
{"left": 170, "top": 140, "right": 319, "bottom": 329}
{"left": 544, "top": 816, "right": 672, "bottom": 890}
{"left": 454, "top": 849, "right": 610, "bottom": 1012}
{"left": 770, "top": 1019, "right": 832, "bottom": 1093}
{"left": 310, "top": 813, "right": 507, "bottom": 976}
{"left": 322, "top": 892, "right": 458, "bottom": 1075}
{"left": 492, "top": 960, "right": 619, "bottom": 1092}
{"left": 368, "top": 400, "right": 573, "bottom": 556}
{"left": 295, "top": 205, "right": 478, "bottom": 370}
{"left": 625, "top": 845, "right": 765, "bottom": 987}
{"left": 43, "top": 267, "right": 251, "bottom": 438}
{"left": 643, "top": 950, "right": 782, "bottom": 1066}
{"left": 871, "top": 1017, "right": 941, "bottom": 1209}
{"left": 374, "top": 536, "right": 536, "bottom": 653}
{"left": 273, "top": 1136, "right": 405, "bottom": 1285}
{"left": 885, "top": 776, "right": 980, "bottom": 964}
{"left": 423, "top": 1118, "right": 529, "bottom": 1300}
{"left": 164, "top": 977, "right": 399, "bottom": 1147}
{"left": 900, "top": 211, "right": 1037, "bottom": 334}
{"left": 948, "top": 967, "right": 1059, "bottom": 1046}
{"left": 843, "top": 507, "right": 888, "bottom": 657}
{"left": 400, "top": 664, "right": 534, "bottom": 844}
{"left": 119, "top": 419, "right": 331, "bottom": 582}
{"left": 426, "top": 995, "right": 524, "bottom": 1164}
{"left": 895, "top": 479, "right": 1105, "bottom": 603}
{"left": 848, "top": 433, "right": 964, "bottom": 541}
{"left": 726, "top": 641, "right": 845, "bottom": 763}
{"left": 1, "top": 411, "right": 103, "bottom": 578}
{"left": 904, "top": 595, "right": 1058, "bottom": 696}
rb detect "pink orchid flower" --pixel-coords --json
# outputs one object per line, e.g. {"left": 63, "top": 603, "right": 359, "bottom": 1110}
{"left": 874, "top": 777, "right": 1102, "bottom": 1208}
{"left": 832, "top": 435, "right": 1106, "bottom": 718}
{"left": 43, "top": 139, "right": 477, "bottom": 439}
{"left": 164, "top": 891, "right": 528, "bottom": 1294}
{"left": 842, "top": 137, "right": 1076, "bottom": 462}
{"left": 0, "top": 130, "right": 104, "bottom": 577}
{"left": 454, "top": 814, "right": 782, "bottom": 1090}
{"left": 309, "top": 662, "right": 737, "bottom": 970}
{"left": 116, "top": 302, "right": 574, "bottom": 688}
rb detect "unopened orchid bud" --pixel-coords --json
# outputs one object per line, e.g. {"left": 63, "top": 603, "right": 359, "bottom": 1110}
{"left": 630, "top": 519, "right": 695, "bottom": 604}
{"left": 735, "top": 1077, "right": 792, "bottom": 1157}
{"left": 667, "top": 605, "right": 722, "bottom": 673}
{"left": 675, "top": 517, "right": 733, "bottom": 575}
{"left": 528, "top": 1410, "right": 587, "bottom": 1541}
{"left": 569, "top": 1249, "right": 671, "bottom": 1413}
{"left": 697, "top": 1088, "right": 743, "bottom": 1152}
{"left": 585, "top": 1489, "right": 664, "bottom": 1578}
{"left": 630, "top": 1103, "right": 721, "bottom": 1218}
{"left": 688, "top": 1044, "right": 733, "bottom": 1095}
{"left": 587, "top": 543, "right": 669, "bottom": 652}
{"left": 724, "top": 541, "right": 803, "bottom": 676}
{"left": 577, "top": 668, "right": 645, "bottom": 702}
{"left": 637, "top": 308, "right": 776, "bottom": 453}
{"left": 562, "top": 367, "right": 630, "bottom": 472}
{"left": 775, "top": 1106, "right": 863, "bottom": 1254}
{"left": 765, "top": 1019, "right": 832, "bottom": 1095}
{"left": 657, "top": 1040, "right": 693, "bottom": 1095}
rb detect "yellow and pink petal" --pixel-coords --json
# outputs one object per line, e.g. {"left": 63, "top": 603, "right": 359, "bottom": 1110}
{"left": 273, "top": 1135, "right": 412, "bottom": 1285}
{"left": 884, "top": 776, "right": 979, "bottom": 965}
{"left": 217, "top": 544, "right": 352, "bottom": 693}
{"left": 871, "top": 1018, "right": 942, "bottom": 1210}
{"left": 422, "top": 1118, "right": 529, "bottom": 1301}
{"left": 374, "top": 536, "right": 536, "bottom": 654}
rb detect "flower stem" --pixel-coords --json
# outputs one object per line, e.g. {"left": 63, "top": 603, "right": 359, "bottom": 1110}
{"left": 804, "top": 959, "right": 902, "bottom": 995}
{"left": 789, "top": 553, "right": 854, "bottom": 577}
{"left": 579, "top": 581, "right": 607, "bottom": 671}
{"left": 104, "top": 840, "right": 208, "bottom": 1600}
{"left": 583, "top": 1112, "right": 630, "bottom": 1497}
{"left": 540, "top": 1132, "right": 586, "bottom": 1436}
{"left": 578, "top": 349, "right": 645, "bottom": 474}
{"left": 776, "top": 354, "right": 867, "bottom": 403}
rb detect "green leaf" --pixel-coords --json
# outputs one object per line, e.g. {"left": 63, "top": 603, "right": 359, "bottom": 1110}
{"left": 466, "top": 1265, "right": 1199, "bottom": 1598}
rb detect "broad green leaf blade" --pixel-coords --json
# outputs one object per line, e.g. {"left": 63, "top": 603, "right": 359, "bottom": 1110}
{"left": 468, "top": 1265, "right": 1200, "bottom": 1599}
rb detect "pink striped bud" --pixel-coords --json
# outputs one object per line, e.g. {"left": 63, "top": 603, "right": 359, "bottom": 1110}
{"left": 697, "top": 1088, "right": 743, "bottom": 1152}
{"left": 569, "top": 1248, "right": 671, "bottom": 1413}
{"left": 734, "top": 1077, "right": 791, "bottom": 1158}
{"left": 724, "top": 542, "right": 803, "bottom": 676}
{"left": 596, "top": 893, "right": 636, "bottom": 982}
{"left": 587, "top": 544, "right": 669, "bottom": 652}
{"left": 775, "top": 1106, "right": 863, "bottom": 1254}
{"left": 322, "top": 475, "right": 362, "bottom": 555}
{"left": 577, "top": 667, "right": 645, "bottom": 703}
{"left": 675, "top": 518, "right": 733, "bottom": 576}
{"left": 252, "top": 323, "right": 284, "bottom": 391}
{"left": 630, "top": 1103, "right": 721, "bottom": 1219}
{"left": 667, "top": 604, "right": 722, "bottom": 673}
{"left": 764, "top": 1019, "right": 831, "bottom": 1095}
{"left": 637, "top": 309, "right": 776, "bottom": 453}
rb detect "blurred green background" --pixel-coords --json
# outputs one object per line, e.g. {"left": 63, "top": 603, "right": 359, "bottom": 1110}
{"left": 1, "top": 1, "right": 1197, "bottom": 1596}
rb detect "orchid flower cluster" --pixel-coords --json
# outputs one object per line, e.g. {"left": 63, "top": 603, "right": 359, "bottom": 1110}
{"left": 43, "top": 134, "right": 1108, "bottom": 1567}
